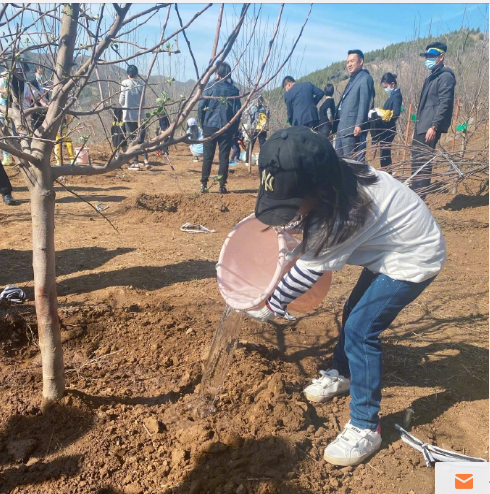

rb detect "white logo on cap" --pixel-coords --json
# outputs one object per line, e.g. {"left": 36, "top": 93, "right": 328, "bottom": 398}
{"left": 261, "top": 170, "right": 274, "bottom": 192}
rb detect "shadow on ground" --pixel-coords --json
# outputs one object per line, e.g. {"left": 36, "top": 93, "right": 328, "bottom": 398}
{"left": 58, "top": 259, "right": 217, "bottom": 295}
{"left": 443, "top": 192, "right": 489, "bottom": 211}
{"left": 0, "top": 401, "right": 93, "bottom": 493}
{"left": 0, "top": 247, "right": 135, "bottom": 287}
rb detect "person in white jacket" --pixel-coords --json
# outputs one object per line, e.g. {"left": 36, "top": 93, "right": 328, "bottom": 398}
{"left": 247, "top": 126, "right": 446, "bottom": 467}
{"left": 119, "top": 65, "right": 150, "bottom": 170}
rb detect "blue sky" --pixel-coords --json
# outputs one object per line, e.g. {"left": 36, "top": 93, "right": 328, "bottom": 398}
{"left": 286, "top": 3, "right": 489, "bottom": 74}
{"left": 99, "top": 2, "right": 488, "bottom": 82}
{"left": 122, "top": 3, "right": 488, "bottom": 79}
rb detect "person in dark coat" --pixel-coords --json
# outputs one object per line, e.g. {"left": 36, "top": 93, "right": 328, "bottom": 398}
{"left": 411, "top": 42, "right": 456, "bottom": 195}
{"left": 198, "top": 61, "right": 241, "bottom": 194}
{"left": 334, "top": 50, "right": 375, "bottom": 160}
{"left": 369, "top": 73, "right": 403, "bottom": 170}
{"left": 318, "top": 83, "right": 336, "bottom": 138}
{"left": 282, "top": 76, "right": 324, "bottom": 128}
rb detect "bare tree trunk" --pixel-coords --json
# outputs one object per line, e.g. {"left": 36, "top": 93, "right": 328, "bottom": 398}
{"left": 28, "top": 164, "right": 64, "bottom": 402}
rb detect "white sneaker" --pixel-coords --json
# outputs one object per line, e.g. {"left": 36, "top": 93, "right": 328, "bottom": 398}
{"left": 303, "top": 369, "right": 350, "bottom": 403}
{"left": 323, "top": 422, "right": 382, "bottom": 466}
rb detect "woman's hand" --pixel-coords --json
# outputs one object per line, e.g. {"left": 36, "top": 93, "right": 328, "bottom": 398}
{"left": 245, "top": 305, "right": 275, "bottom": 322}
{"left": 244, "top": 303, "right": 297, "bottom": 322}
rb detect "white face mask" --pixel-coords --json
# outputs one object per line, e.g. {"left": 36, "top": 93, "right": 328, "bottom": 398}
{"left": 384, "top": 87, "right": 394, "bottom": 94}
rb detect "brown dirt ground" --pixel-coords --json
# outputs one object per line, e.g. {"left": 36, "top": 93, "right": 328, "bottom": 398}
{"left": 0, "top": 143, "right": 488, "bottom": 494}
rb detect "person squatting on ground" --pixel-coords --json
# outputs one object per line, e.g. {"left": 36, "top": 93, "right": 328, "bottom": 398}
{"left": 282, "top": 75, "right": 324, "bottom": 129}
{"left": 246, "top": 126, "right": 446, "bottom": 466}
{"left": 334, "top": 50, "right": 375, "bottom": 160}
{"left": 186, "top": 117, "right": 203, "bottom": 162}
{"left": 368, "top": 72, "right": 403, "bottom": 170}
{"left": 318, "top": 83, "right": 336, "bottom": 139}
{"left": 411, "top": 42, "right": 456, "bottom": 196}
{"left": 119, "top": 64, "right": 150, "bottom": 171}
{"left": 198, "top": 61, "right": 241, "bottom": 194}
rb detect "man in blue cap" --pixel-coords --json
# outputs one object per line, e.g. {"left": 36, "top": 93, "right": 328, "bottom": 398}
{"left": 411, "top": 42, "right": 456, "bottom": 196}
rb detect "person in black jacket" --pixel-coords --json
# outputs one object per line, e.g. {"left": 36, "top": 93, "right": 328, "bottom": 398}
{"left": 318, "top": 83, "right": 336, "bottom": 139}
{"left": 368, "top": 73, "right": 403, "bottom": 170}
{"left": 282, "top": 76, "right": 324, "bottom": 128}
{"left": 411, "top": 42, "right": 456, "bottom": 195}
{"left": 198, "top": 62, "right": 241, "bottom": 194}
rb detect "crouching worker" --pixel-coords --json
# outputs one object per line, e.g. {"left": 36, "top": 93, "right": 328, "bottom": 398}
{"left": 245, "top": 126, "right": 446, "bottom": 466}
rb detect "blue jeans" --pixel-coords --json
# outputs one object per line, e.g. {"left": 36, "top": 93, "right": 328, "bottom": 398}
{"left": 333, "top": 268, "right": 436, "bottom": 431}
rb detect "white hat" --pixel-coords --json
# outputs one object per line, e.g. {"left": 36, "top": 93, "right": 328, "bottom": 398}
{"left": 187, "top": 117, "right": 197, "bottom": 126}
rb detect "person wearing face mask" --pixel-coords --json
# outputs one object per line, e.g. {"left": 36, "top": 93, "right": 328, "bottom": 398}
{"left": 368, "top": 73, "right": 403, "bottom": 170}
{"left": 411, "top": 42, "right": 456, "bottom": 196}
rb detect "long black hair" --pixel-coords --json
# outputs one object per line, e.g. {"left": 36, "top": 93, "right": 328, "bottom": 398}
{"left": 301, "top": 159, "right": 378, "bottom": 256}
{"left": 381, "top": 72, "right": 397, "bottom": 85}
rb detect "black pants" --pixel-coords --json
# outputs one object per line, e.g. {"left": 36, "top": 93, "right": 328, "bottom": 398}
{"left": 246, "top": 130, "right": 267, "bottom": 160}
{"left": 0, "top": 163, "right": 12, "bottom": 196}
{"left": 201, "top": 126, "right": 233, "bottom": 185}
{"left": 379, "top": 129, "right": 396, "bottom": 169}
{"left": 411, "top": 130, "right": 441, "bottom": 194}
{"left": 124, "top": 122, "right": 148, "bottom": 163}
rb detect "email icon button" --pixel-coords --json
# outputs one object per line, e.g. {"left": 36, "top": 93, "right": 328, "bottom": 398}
{"left": 455, "top": 473, "right": 473, "bottom": 489}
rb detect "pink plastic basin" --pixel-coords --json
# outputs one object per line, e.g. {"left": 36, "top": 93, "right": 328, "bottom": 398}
{"left": 217, "top": 214, "right": 331, "bottom": 311}
{"left": 74, "top": 147, "right": 90, "bottom": 164}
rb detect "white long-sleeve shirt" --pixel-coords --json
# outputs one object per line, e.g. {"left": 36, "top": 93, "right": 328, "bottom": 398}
{"left": 119, "top": 78, "right": 145, "bottom": 123}
{"left": 267, "top": 167, "right": 446, "bottom": 315}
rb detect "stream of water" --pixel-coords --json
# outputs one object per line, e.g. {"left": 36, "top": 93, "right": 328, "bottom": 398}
{"left": 192, "top": 305, "right": 243, "bottom": 418}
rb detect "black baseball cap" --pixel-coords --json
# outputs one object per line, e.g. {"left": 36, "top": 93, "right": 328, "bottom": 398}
{"left": 255, "top": 126, "right": 338, "bottom": 226}
{"left": 420, "top": 42, "right": 447, "bottom": 57}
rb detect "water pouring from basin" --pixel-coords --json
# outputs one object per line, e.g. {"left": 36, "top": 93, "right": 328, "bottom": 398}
{"left": 216, "top": 213, "right": 331, "bottom": 312}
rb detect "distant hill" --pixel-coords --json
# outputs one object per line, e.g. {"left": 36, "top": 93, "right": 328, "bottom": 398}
{"left": 264, "top": 28, "right": 488, "bottom": 133}
{"left": 303, "top": 28, "right": 484, "bottom": 88}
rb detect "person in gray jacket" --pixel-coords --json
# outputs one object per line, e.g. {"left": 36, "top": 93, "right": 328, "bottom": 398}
{"left": 334, "top": 50, "right": 375, "bottom": 160}
{"left": 411, "top": 42, "right": 456, "bottom": 196}
{"left": 119, "top": 65, "right": 149, "bottom": 170}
